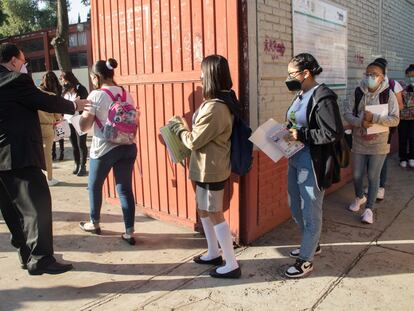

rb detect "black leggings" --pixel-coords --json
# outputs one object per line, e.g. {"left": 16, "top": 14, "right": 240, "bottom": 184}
{"left": 69, "top": 124, "right": 88, "bottom": 165}
{"left": 398, "top": 120, "right": 414, "bottom": 161}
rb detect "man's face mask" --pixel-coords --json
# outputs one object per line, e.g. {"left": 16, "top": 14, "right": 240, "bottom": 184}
{"left": 19, "top": 63, "right": 28, "bottom": 74}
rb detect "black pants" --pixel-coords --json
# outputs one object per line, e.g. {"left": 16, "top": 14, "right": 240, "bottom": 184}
{"left": 69, "top": 123, "right": 88, "bottom": 166}
{"left": 398, "top": 120, "right": 414, "bottom": 161}
{"left": 52, "top": 139, "right": 64, "bottom": 158}
{"left": 0, "top": 168, "right": 56, "bottom": 270}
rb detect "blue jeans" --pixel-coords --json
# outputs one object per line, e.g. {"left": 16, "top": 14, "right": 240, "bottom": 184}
{"left": 367, "top": 155, "right": 388, "bottom": 188}
{"left": 288, "top": 147, "right": 325, "bottom": 262}
{"left": 88, "top": 144, "right": 137, "bottom": 232}
{"left": 379, "top": 155, "right": 388, "bottom": 188}
{"left": 352, "top": 153, "right": 386, "bottom": 209}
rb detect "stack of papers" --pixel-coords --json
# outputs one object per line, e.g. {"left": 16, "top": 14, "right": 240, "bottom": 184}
{"left": 160, "top": 125, "right": 191, "bottom": 164}
{"left": 365, "top": 104, "right": 389, "bottom": 134}
{"left": 249, "top": 119, "right": 304, "bottom": 163}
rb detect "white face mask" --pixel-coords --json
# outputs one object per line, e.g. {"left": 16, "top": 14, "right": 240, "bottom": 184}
{"left": 19, "top": 63, "right": 28, "bottom": 74}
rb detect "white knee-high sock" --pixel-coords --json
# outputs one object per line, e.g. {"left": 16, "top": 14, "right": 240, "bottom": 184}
{"left": 200, "top": 217, "right": 220, "bottom": 260}
{"left": 214, "top": 221, "right": 239, "bottom": 273}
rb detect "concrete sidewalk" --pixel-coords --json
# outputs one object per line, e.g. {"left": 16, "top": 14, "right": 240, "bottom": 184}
{"left": 0, "top": 154, "right": 413, "bottom": 311}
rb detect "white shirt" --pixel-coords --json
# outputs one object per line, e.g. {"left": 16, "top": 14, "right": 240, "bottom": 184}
{"left": 287, "top": 85, "right": 320, "bottom": 128}
{"left": 87, "top": 86, "right": 136, "bottom": 159}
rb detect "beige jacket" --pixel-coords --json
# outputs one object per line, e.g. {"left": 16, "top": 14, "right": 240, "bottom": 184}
{"left": 37, "top": 89, "right": 62, "bottom": 138}
{"left": 180, "top": 99, "right": 233, "bottom": 183}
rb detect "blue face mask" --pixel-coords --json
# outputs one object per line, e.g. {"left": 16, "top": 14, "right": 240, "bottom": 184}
{"left": 365, "top": 76, "right": 379, "bottom": 89}
{"left": 409, "top": 77, "right": 414, "bottom": 85}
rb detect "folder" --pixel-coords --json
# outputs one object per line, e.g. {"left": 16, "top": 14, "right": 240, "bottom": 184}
{"left": 160, "top": 125, "right": 191, "bottom": 164}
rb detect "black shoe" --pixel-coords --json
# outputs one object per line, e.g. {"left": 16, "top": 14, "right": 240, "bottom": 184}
{"left": 209, "top": 266, "right": 241, "bottom": 279}
{"left": 59, "top": 152, "right": 64, "bottom": 161}
{"left": 28, "top": 261, "right": 73, "bottom": 275}
{"left": 121, "top": 234, "right": 136, "bottom": 245}
{"left": 76, "top": 165, "right": 87, "bottom": 176}
{"left": 193, "top": 255, "right": 223, "bottom": 266}
{"left": 73, "top": 164, "right": 80, "bottom": 174}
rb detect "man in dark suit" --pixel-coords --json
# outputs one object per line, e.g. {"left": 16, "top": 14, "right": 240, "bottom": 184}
{"left": 0, "top": 43, "right": 89, "bottom": 275}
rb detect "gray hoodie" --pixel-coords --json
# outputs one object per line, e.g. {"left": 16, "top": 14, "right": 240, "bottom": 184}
{"left": 344, "top": 79, "right": 399, "bottom": 155}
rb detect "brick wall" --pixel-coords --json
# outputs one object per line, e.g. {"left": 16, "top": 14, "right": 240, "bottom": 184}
{"left": 243, "top": 0, "right": 414, "bottom": 243}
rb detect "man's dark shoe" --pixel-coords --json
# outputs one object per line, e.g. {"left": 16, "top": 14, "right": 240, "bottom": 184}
{"left": 76, "top": 165, "right": 87, "bottom": 176}
{"left": 209, "top": 266, "right": 241, "bottom": 279}
{"left": 28, "top": 261, "right": 73, "bottom": 275}
{"left": 193, "top": 255, "right": 223, "bottom": 266}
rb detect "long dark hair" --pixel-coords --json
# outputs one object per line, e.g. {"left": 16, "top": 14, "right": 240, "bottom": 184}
{"left": 91, "top": 58, "right": 118, "bottom": 88}
{"left": 60, "top": 71, "right": 81, "bottom": 96}
{"left": 39, "top": 71, "right": 62, "bottom": 97}
{"left": 289, "top": 53, "right": 323, "bottom": 76}
{"left": 201, "top": 55, "right": 233, "bottom": 100}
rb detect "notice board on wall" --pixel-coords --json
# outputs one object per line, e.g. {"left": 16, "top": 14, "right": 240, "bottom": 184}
{"left": 292, "top": 0, "right": 348, "bottom": 89}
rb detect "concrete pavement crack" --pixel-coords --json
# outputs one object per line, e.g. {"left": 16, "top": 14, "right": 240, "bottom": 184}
{"left": 310, "top": 194, "right": 414, "bottom": 310}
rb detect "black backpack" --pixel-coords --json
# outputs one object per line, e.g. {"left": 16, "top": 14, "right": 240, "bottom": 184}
{"left": 217, "top": 91, "right": 253, "bottom": 176}
{"left": 353, "top": 82, "right": 396, "bottom": 143}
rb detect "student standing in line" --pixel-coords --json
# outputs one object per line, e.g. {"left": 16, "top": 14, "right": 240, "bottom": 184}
{"left": 38, "top": 71, "right": 63, "bottom": 186}
{"left": 168, "top": 55, "right": 241, "bottom": 279}
{"left": 78, "top": 58, "right": 138, "bottom": 245}
{"left": 60, "top": 71, "right": 89, "bottom": 176}
{"left": 363, "top": 58, "right": 404, "bottom": 200}
{"left": 399, "top": 64, "right": 414, "bottom": 168}
{"left": 344, "top": 61, "right": 399, "bottom": 224}
{"left": 284, "top": 53, "right": 344, "bottom": 278}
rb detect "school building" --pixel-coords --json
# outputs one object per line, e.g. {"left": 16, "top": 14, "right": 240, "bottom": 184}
{"left": 89, "top": 0, "right": 414, "bottom": 243}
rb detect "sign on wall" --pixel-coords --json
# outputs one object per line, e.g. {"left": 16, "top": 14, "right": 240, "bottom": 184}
{"left": 292, "top": 0, "right": 348, "bottom": 89}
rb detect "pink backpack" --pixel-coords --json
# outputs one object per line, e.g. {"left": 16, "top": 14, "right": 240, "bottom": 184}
{"left": 95, "top": 87, "right": 137, "bottom": 144}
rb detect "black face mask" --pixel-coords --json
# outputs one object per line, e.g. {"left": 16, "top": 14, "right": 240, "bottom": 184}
{"left": 285, "top": 77, "right": 303, "bottom": 91}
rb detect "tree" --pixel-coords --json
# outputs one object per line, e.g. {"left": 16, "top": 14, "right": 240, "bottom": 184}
{"left": 0, "top": 0, "right": 57, "bottom": 38}
{"left": 50, "top": 0, "right": 71, "bottom": 71}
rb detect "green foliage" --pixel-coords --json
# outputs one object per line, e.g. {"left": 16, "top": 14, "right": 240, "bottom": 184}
{"left": 0, "top": 0, "right": 58, "bottom": 38}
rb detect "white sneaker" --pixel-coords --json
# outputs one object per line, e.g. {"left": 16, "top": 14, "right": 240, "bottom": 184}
{"left": 79, "top": 221, "right": 101, "bottom": 234}
{"left": 409, "top": 160, "right": 414, "bottom": 168}
{"left": 349, "top": 196, "right": 367, "bottom": 212}
{"left": 377, "top": 187, "right": 385, "bottom": 200}
{"left": 361, "top": 208, "right": 374, "bottom": 224}
{"left": 400, "top": 161, "right": 407, "bottom": 168}
{"left": 47, "top": 178, "right": 60, "bottom": 186}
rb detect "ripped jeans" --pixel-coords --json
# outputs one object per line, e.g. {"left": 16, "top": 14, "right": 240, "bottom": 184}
{"left": 287, "top": 146, "right": 325, "bottom": 262}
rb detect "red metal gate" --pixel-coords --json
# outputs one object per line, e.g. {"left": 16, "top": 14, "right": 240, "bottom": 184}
{"left": 91, "top": 0, "right": 241, "bottom": 238}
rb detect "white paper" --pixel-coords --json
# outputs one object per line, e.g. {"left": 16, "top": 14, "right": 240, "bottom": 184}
{"left": 70, "top": 114, "right": 87, "bottom": 136}
{"left": 365, "top": 104, "right": 388, "bottom": 135}
{"left": 269, "top": 127, "right": 304, "bottom": 158}
{"left": 250, "top": 118, "right": 305, "bottom": 163}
